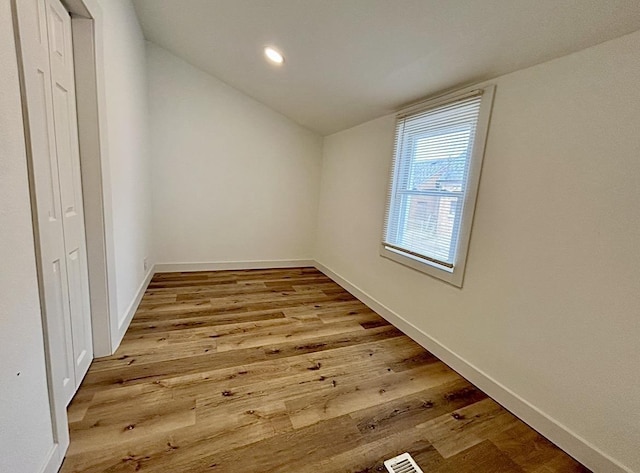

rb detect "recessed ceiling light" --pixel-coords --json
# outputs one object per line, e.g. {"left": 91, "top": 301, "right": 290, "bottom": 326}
{"left": 264, "top": 47, "right": 284, "bottom": 64}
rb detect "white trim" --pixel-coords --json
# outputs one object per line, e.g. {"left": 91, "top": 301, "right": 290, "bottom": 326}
{"left": 59, "top": 0, "right": 116, "bottom": 359}
{"left": 37, "top": 443, "right": 60, "bottom": 473}
{"left": 313, "top": 261, "right": 633, "bottom": 473}
{"left": 155, "top": 259, "right": 315, "bottom": 273}
{"left": 83, "top": 0, "right": 120, "bottom": 358}
{"left": 71, "top": 14, "right": 113, "bottom": 358}
{"left": 72, "top": 0, "right": 119, "bottom": 359}
{"left": 110, "top": 265, "right": 155, "bottom": 351}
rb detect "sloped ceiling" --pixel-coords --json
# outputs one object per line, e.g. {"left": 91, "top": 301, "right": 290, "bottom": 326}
{"left": 133, "top": 0, "right": 640, "bottom": 135}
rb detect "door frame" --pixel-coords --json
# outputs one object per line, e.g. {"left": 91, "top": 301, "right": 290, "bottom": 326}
{"left": 64, "top": 0, "right": 119, "bottom": 358}
{"left": 12, "top": 0, "right": 117, "bottom": 471}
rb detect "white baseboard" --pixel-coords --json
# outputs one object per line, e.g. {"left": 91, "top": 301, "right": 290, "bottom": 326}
{"left": 111, "top": 265, "right": 156, "bottom": 352}
{"left": 38, "top": 443, "right": 61, "bottom": 473}
{"left": 314, "top": 261, "right": 632, "bottom": 473}
{"left": 155, "top": 259, "right": 315, "bottom": 273}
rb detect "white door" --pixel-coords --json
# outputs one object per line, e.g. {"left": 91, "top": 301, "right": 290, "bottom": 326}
{"left": 45, "top": 0, "right": 93, "bottom": 385}
{"left": 13, "top": 0, "right": 73, "bottom": 464}
{"left": 15, "top": 0, "right": 93, "bottom": 413}
{"left": 14, "top": 0, "right": 77, "bottom": 410}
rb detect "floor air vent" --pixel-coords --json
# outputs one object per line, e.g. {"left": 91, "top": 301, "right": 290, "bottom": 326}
{"left": 384, "top": 453, "right": 425, "bottom": 473}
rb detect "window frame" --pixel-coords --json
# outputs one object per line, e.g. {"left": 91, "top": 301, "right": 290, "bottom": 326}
{"left": 380, "top": 84, "right": 495, "bottom": 287}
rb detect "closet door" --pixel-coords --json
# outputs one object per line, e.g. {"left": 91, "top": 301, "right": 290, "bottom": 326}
{"left": 14, "top": 0, "right": 77, "bottom": 410}
{"left": 45, "top": 0, "right": 93, "bottom": 385}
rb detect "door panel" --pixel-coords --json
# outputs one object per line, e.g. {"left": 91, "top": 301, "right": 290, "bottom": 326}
{"left": 67, "top": 249, "right": 90, "bottom": 369}
{"left": 52, "top": 259, "right": 75, "bottom": 394}
{"left": 34, "top": 68, "right": 59, "bottom": 221}
{"left": 46, "top": 0, "right": 94, "bottom": 384}
{"left": 53, "top": 81, "right": 78, "bottom": 216}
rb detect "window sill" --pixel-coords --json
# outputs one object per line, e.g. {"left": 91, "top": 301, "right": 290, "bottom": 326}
{"left": 379, "top": 244, "right": 465, "bottom": 288}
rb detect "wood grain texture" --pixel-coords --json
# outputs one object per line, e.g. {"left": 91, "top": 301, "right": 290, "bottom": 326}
{"left": 61, "top": 268, "right": 589, "bottom": 473}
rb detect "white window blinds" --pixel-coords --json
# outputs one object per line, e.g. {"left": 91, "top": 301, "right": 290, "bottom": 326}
{"left": 383, "top": 91, "right": 484, "bottom": 270}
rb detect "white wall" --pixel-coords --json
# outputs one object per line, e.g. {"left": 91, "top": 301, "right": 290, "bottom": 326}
{"left": 316, "top": 30, "right": 640, "bottom": 473}
{"left": 97, "top": 0, "right": 153, "bottom": 330}
{"left": 146, "top": 43, "right": 323, "bottom": 267}
{"left": 0, "top": 0, "right": 56, "bottom": 470}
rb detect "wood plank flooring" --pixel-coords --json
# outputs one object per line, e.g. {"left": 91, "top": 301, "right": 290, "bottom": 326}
{"left": 61, "top": 268, "right": 589, "bottom": 473}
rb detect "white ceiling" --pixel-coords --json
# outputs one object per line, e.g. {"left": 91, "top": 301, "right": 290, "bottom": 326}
{"left": 133, "top": 0, "right": 640, "bottom": 135}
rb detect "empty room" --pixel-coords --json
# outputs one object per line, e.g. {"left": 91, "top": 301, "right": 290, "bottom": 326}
{"left": 2, "top": 0, "right": 640, "bottom": 472}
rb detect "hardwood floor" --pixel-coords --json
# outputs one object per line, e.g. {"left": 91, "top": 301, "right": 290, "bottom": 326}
{"left": 61, "top": 268, "right": 589, "bottom": 473}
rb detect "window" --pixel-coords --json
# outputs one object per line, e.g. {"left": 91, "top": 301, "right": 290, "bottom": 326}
{"left": 381, "top": 85, "right": 495, "bottom": 287}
